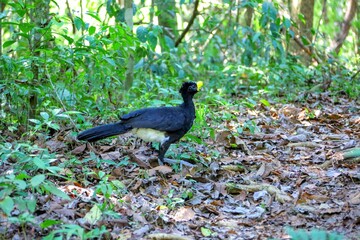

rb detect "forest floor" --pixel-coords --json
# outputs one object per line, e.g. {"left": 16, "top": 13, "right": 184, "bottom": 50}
{"left": 1, "top": 92, "right": 360, "bottom": 239}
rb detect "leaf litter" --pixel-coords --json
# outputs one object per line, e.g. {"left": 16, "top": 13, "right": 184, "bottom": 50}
{"left": 1, "top": 92, "right": 359, "bottom": 239}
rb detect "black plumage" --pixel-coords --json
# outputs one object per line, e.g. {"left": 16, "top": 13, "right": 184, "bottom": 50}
{"left": 77, "top": 81, "right": 202, "bottom": 165}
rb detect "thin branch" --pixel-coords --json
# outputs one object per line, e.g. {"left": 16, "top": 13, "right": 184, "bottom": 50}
{"left": 175, "top": 0, "right": 200, "bottom": 47}
{"left": 350, "top": 68, "right": 360, "bottom": 81}
{"left": 200, "top": 20, "right": 223, "bottom": 53}
{"left": 293, "top": 35, "right": 322, "bottom": 64}
{"left": 313, "top": 0, "right": 327, "bottom": 44}
{"left": 65, "top": 0, "right": 76, "bottom": 34}
{"left": 330, "top": 0, "right": 357, "bottom": 53}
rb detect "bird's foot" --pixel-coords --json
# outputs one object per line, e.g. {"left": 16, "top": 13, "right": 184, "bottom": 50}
{"left": 162, "top": 158, "right": 195, "bottom": 168}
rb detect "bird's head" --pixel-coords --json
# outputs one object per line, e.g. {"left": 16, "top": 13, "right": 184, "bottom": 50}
{"left": 179, "top": 81, "right": 203, "bottom": 95}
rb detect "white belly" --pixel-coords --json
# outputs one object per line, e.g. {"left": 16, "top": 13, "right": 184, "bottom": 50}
{"left": 131, "top": 128, "right": 169, "bottom": 143}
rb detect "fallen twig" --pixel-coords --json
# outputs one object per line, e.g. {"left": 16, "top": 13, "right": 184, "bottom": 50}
{"left": 226, "top": 182, "right": 292, "bottom": 203}
{"left": 320, "top": 147, "right": 360, "bottom": 168}
{"left": 147, "top": 233, "right": 194, "bottom": 240}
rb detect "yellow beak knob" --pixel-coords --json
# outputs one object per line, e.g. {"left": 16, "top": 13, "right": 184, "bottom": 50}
{"left": 196, "top": 81, "right": 203, "bottom": 91}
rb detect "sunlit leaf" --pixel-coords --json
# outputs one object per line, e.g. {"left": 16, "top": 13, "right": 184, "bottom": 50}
{"left": 30, "top": 174, "right": 45, "bottom": 187}
{"left": 40, "top": 112, "right": 50, "bottom": 120}
{"left": 3, "top": 40, "right": 16, "bottom": 48}
{"left": 40, "top": 219, "right": 61, "bottom": 229}
{"left": 84, "top": 204, "right": 102, "bottom": 225}
{"left": 0, "top": 196, "right": 14, "bottom": 215}
{"left": 43, "top": 183, "right": 70, "bottom": 200}
{"left": 136, "top": 26, "right": 148, "bottom": 42}
{"left": 74, "top": 17, "right": 84, "bottom": 31}
{"left": 201, "top": 227, "right": 212, "bottom": 237}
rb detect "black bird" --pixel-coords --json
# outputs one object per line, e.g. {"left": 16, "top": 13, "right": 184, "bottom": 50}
{"left": 77, "top": 81, "right": 203, "bottom": 165}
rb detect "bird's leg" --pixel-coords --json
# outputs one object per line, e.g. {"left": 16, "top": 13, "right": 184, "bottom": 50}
{"left": 158, "top": 141, "right": 171, "bottom": 165}
{"left": 158, "top": 142, "right": 195, "bottom": 167}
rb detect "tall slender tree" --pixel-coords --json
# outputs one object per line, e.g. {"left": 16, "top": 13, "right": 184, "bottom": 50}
{"left": 155, "top": 0, "right": 178, "bottom": 41}
{"left": 28, "top": 0, "right": 51, "bottom": 120}
{"left": 290, "top": 0, "right": 315, "bottom": 64}
{"left": 124, "top": 0, "right": 134, "bottom": 91}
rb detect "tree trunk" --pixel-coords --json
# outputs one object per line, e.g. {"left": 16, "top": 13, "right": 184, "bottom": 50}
{"left": 244, "top": 5, "right": 254, "bottom": 27}
{"left": 155, "top": 0, "right": 178, "bottom": 41}
{"left": 150, "top": 0, "right": 155, "bottom": 23}
{"left": 124, "top": 0, "right": 134, "bottom": 91}
{"left": 358, "top": 0, "right": 360, "bottom": 55}
{"left": 290, "top": 0, "right": 315, "bottom": 64}
{"left": 330, "top": 0, "right": 357, "bottom": 54}
{"left": 28, "top": 0, "right": 50, "bottom": 120}
{"left": 0, "top": 1, "right": 5, "bottom": 57}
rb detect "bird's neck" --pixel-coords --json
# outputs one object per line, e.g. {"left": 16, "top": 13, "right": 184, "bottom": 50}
{"left": 181, "top": 94, "right": 195, "bottom": 112}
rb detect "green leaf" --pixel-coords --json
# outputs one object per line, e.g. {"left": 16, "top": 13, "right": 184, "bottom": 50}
{"left": 136, "top": 26, "right": 148, "bottom": 42}
{"left": 27, "top": 197, "right": 37, "bottom": 213}
{"left": 74, "top": 17, "right": 84, "bottom": 31}
{"left": 30, "top": 174, "right": 45, "bottom": 187}
{"left": 148, "top": 31, "right": 157, "bottom": 50}
{"left": 298, "top": 13, "right": 306, "bottom": 24}
{"left": 209, "top": 128, "right": 216, "bottom": 140}
{"left": 186, "top": 134, "right": 203, "bottom": 144}
{"left": 0, "top": 196, "right": 14, "bottom": 215}
{"left": 84, "top": 204, "right": 102, "bottom": 225}
{"left": 103, "top": 57, "right": 116, "bottom": 66}
{"left": 14, "top": 179, "right": 27, "bottom": 190}
{"left": 301, "top": 36, "right": 310, "bottom": 46}
{"left": 33, "top": 157, "right": 46, "bottom": 169}
{"left": 49, "top": 123, "right": 60, "bottom": 130}
{"left": 25, "top": 71, "right": 34, "bottom": 80}
{"left": 60, "top": 33, "right": 74, "bottom": 44}
{"left": 262, "top": 2, "right": 277, "bottom": 20}
{"left": 55, "top": 114, "right": 70, "bottom": 119}
{"left": 40, "top": 219, "right": 61, "bottom": 229}
{"left": 152, "top": 25, "right": 163, "bottom": 35}
{"left": 52, "top": 108, "right": 62, "bottom": 116}
{"left": 19, "top": 22, "right": 34, "bottom": 33}
{"left": 88, "top": 26, "right": 96, "bottom": 35}
{"left": 87, "top": 12, "right": 101, "bottom": 22}
{"left": 14, "top": 197, "right": 27, "bottom": 211}
{"left": 43, "top": 183, "right": 70, "bottom": 200}
{"left": 3, "top": 40, "right": 16, "bottom": 48}
{"left": 259, "top": 99, "right": 271, "bottom": 107}
{"left": 164, "top": 35, "right": 174, "bottom": 49}
{"left": 29, "top": 118, "right": 41, "bottom": 125}
{"left": 201, "top": 227, "right": 212, "bottom": 237}
{"left": 0, "top": 11, "right": 7, "bottom": 19}
{"left": 40, "top": 112, "right": 50, "bottom": 120}
{"left": 283, "top": 17, "right": 291, "bottom": 29}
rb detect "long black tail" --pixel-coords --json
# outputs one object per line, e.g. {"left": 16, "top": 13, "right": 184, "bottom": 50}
{"left": 77, "top": 122, "right": 130, "bottom": 142}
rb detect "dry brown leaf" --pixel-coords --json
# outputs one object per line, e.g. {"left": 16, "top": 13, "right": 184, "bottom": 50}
{"left": 348, "top": 192, "right": 360, "bottom": 205}
{"left": 148, "top": 165, "right": 173, "bottom": 176}
{"left": 46, "top": 140, "right": 66, "bottom": 152}
{"left": 173, "top": 206, "right": 195, "bottom": 222}
{"left": 71, "top": 144, "right": 86, "bottom": 155}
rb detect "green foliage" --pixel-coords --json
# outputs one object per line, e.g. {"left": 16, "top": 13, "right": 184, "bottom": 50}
{"left": 164, "top": 188, "right": 185, "bottom": 209}
{"left": 29, "top": 109, "right": 81, "bottom": 134}
{"left": 43, "top": 224, "right": 108, "bottom": 240}
{"left": 1, "top": 0, "right": 357, "bottom": 132}
{"left": 1, "top": 2, "right": 142, "bottom": 127}
{"left": 0, "top": 143, "right": 70, "bottom": 216}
